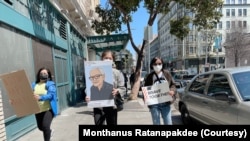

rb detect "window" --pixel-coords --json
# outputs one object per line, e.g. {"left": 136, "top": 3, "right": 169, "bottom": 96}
{"left": 226, "top": 0, "right": 230, "bottom": 4}
{"left": 243, "top": 21, "right": 247, "bottom": 28}
{"left": 231, "top": 21, "right": 235, "bottom": 28}
{"left": 226, "top": 21, "right": 230, "bottom": 29}
{"left": 243, "top": 0, "right": 247, "bottom": 4}
{"left": 226, "top": 9, "right": 230, "bottom": 16}
{"left": 238, "top": 0, "right": 242, "bottom": 4}
{"left": 231, "top": 9, "right": 235, "bottom": 16}
{"left": 189, "top": 74, "right": 210, "bottom": 94}
{"left": 243, "top": 9, "right": 247, "bottom": 16}
{"left": 208, "top": 74, "right": 232, "bottom": 97}
{"left": 238, "top": 9, "right": 242, "bottom": 16}
{"left": 238, "top": 21, "right": 242, "bottom": 27}
{"left": 218, "top": 21, "right": 222, "bottom": 29}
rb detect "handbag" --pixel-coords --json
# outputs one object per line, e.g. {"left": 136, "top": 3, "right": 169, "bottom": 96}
{"left": 114, "top": 93, "right": 124, "bottom": 112}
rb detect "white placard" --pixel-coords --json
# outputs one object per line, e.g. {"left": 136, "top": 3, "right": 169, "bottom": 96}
{"left": 142, "top": 82, "right": 172, "bottom": 105}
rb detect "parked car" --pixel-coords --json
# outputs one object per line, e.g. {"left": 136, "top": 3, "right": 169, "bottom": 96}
{"left": 138, "top": 71, "right": 148, "bottom": 97}
{"left": 173, "top": 79, "right": 187, "bottom": 109}
{"left": 140, "top": 71, "right": 148, "bottom": 87}
{"left": 176, "top": 66, "right": 250, "bottom": 124}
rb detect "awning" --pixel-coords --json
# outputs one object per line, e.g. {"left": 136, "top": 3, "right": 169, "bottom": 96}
{"left": 87, "top": 34, "right": 129, "bottom": 52}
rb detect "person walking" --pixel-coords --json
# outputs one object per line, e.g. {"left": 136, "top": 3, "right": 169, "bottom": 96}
{"left": 32, "top": 67, "right": 58, "bottom": 141}
{"left": 143, "top": 57, "right": 176, "bottom": 125}
{"left": 85, "top": 50, "right": 126, "bottom": 125}
{"left": 129, "top": 68, "right": 135, "bottom": 89}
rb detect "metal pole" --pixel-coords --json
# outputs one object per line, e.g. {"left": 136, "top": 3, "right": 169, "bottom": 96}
{"left": 182, "top": 38, "right": 185, "bottom": 70}
{"left": 148, "top": 40, "right": 150, "bottom": 73}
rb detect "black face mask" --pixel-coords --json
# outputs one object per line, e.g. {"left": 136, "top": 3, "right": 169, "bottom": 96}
{"left": 40, "top": 74, "right": 48, "bottom": 80}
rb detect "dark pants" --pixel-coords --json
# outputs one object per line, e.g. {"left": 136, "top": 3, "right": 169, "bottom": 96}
{"left": 35, "top": 110, "right": 53, "bottom": 141}
{"left": 93, "top": 107, "right": 117, "bottom": 125}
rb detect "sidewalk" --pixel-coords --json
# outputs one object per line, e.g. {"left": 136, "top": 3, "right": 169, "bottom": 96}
{"left": 16, "top": 97, "right": 181, "bottom": 141}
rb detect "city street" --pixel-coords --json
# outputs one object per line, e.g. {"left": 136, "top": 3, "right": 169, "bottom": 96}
{"left": 17, "top": 90, "right": 182, "bottom": 141}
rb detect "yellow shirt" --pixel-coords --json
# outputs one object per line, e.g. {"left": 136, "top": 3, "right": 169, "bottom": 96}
{"left": 34, "top": 83, "right": 51, "bottom": 112}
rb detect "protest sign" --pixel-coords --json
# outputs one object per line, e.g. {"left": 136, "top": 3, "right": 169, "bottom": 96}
{"left": 142, "top": 82, "right": 172, "bottom": 105}
{"left": 84, "top": 61, "right": 115, "bottom": 108}
{"left": 0, "top": 70, "right": 40, "bottom": 117}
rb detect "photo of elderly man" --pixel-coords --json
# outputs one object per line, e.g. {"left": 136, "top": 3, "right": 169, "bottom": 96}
{"left": 89, "top": 67, "right": 113, "bottom": 101}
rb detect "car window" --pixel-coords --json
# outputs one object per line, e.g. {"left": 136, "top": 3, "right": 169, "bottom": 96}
{"left": 188, "top": 74, "right": 210, "bottom": 94}
{"left": 207, "top": 74, "right": 232, "bottom": 96}
{"left": 233, "top": 71, "right": 250, "bottom": 100}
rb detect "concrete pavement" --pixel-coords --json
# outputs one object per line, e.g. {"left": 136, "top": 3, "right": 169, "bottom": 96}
{"left": 16, "top": 96, "right": 181, "bottom": 141}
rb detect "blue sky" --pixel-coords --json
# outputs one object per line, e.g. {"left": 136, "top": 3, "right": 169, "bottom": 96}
{"left": 100, "top": 1, "right": 158, "bottom": 57}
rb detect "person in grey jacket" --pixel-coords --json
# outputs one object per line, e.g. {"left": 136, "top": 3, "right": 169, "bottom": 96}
{"left": 85, "top": 50, "right": 125, "bottom": 125}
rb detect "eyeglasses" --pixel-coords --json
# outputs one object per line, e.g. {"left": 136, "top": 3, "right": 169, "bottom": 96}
{"left": 89, "top": 74, "right": 103, "bottom": 81}
{"left": 153, "top": 63, "right": 162, "bottom": 66}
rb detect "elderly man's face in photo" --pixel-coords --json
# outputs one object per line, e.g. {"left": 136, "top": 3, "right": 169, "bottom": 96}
{"left": 89, "top": 69, "right": 105, "bottom": 87}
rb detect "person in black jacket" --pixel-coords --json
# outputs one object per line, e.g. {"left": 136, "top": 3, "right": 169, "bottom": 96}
{"left": 129, "top": 68, "right": 135, "bottom": 89}
{"left": 121, "top": 71, "right": 128, "bottom": 96}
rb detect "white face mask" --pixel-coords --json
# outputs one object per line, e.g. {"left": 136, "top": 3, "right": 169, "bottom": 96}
{"left": 103, "top": 59, "right": 113, "bottom": 62}
{"left": 153, "top": 65, "right": 162, "bottom": 73}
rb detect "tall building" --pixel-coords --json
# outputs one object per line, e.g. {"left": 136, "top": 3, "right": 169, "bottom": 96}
{"left": 156, "top": 0, "right": 250, "bottom": 74}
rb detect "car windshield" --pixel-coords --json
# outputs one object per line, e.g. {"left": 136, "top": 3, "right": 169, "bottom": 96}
{"left": 233, "top": 71, "right": 250, "bottom": 101}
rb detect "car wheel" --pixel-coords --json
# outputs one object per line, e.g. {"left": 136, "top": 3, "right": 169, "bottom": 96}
{"left": 180, "top": 105, "right": 192, "bottom": 125}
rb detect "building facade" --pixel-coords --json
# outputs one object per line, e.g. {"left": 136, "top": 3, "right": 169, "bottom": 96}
{"left": 153, "top": 0, "right": 250, "bottom": 74}
{"left": 0, "top": 0, "right": 99, "bottom": 140}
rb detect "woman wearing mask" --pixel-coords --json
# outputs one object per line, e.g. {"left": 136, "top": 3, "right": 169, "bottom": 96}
{"left": 144, "top": 57, "right": 176, "bottom": 125}
{"left": 85, "top": 50, "right": 126, "bottom": 125}
{"left": 32, "top": 67, "right": 58, "bottom": 141}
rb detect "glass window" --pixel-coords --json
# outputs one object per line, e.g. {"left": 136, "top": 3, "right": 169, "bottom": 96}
{"left": 233, "top": 71, "right": 250, "bottom": 100}
{"left": 238, "top": 21, "right": 242, "bottom": 27}
{"left": 218, "top": 21, "right": 222, "bottom": 29}
{"left": 226, "top": 0, "right": 230, "bottom": 4}
{"left": 208, "top": 74, "right": 232, "bottom": 96}
{"left": 238, "top": 0, "right": 242, "bottom": 4}
{"left": 226, "top": 21, "right": 230, "bottom": 29}
{"left": 189, "top": 74, "right": 210, "bottom": 94}
{"left": 243, "top": 21, "right": 247, "bottom": 28}
{"left": 243, "top": 0, "right": 247, "bottom": 4}
{"left": 231, "top": 21, "right": 235, "bottom": 28}
{"left": 231, "top": 9, "right": 235, "bottom": 16}
{"left": 231, "top": 0, "right": 235, "bottom": 4}
{"left": 238, "top": 9, "right": 242, "bottom": 16}
{"left": 243, "top": 9, "right": 247, "bottom": 16}
{"left": 226, "top": 9, "right": 230, "bottom": 16}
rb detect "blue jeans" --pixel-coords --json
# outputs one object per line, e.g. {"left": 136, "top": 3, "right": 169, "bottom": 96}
{"left": 149, "top": 102, "right": 172, "bottom": 125}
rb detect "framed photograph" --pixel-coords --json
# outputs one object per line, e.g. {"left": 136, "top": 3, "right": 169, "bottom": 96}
{"left": 84, "top": 61, "right": 115, "bottom": 108}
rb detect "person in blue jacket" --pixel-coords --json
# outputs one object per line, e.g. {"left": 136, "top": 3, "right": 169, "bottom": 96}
{"left": 32, "top": 67, "right": 58, "bottom": 141}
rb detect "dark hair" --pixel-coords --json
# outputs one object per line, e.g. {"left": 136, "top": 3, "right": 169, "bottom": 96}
{"left": 150, "top": 57, "right": 166, "bottom": 70}
{"left": 35, "top": 67, "right": 53, "bottom": 83}
{"left": 101, "top": 50, "right": 116, "bottom": 61}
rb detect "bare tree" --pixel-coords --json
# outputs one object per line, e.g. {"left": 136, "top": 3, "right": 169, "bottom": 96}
{"left": 224, "top": 27, "right": 250, "bottom": 67}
